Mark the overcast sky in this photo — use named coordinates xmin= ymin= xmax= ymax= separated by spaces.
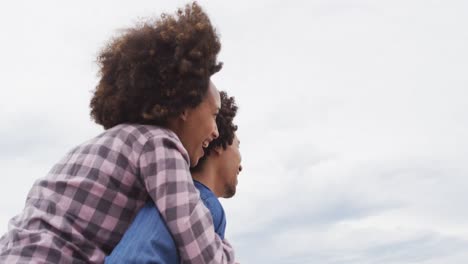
xmin=1 ymin=0 xmax=467 ymax=263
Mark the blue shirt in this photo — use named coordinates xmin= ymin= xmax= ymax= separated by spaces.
xmin=105 ymin=180 xmax=226 ymax=263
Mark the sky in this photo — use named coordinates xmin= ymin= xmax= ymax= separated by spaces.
xmin=0 ymin=0 xmax=467 ymax=263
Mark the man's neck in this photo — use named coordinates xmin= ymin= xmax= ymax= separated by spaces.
xmin=192 ymin=163 xmax=222 ymax=198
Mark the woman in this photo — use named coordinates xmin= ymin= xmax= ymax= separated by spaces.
xmin=0 ymin=3 xmax=236 ymax=263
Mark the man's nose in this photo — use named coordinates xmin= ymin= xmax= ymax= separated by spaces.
xmin=212 ymin=124 xmax=219 ymax=139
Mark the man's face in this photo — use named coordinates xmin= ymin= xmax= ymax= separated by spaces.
xmin=179 ymin=81 xmax=220 ymax=167
xmin=217 ymin=135 xmax=242 ymax=198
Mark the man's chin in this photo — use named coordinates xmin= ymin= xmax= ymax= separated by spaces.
xmin=223 ymin=187 xmax=236 ymax=198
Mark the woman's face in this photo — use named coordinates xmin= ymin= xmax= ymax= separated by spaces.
xmin=177 ymin=81 xmax=220 ymax=167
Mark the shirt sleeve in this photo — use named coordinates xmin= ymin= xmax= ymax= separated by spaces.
xmin=138 ymin=135 xmax=236 ymax=264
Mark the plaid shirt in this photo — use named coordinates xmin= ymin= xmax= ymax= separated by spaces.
xmin=0 ymin=124 xmax=236 ymax=263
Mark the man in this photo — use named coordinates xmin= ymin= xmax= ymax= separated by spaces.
xmin=0 ymin=3 xmax=236 ymax=263
xmin=105 ymin=91 xmax=242 ymax=263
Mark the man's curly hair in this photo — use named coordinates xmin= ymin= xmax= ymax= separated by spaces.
xmin=90 ymin=2 xmax=222 ymax=129
xmin=191 ymin=91 xmax=238 ymax=172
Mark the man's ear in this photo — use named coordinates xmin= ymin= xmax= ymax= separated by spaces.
xmin=180 ymin=109 xmax=189 ymax=121
xmin=213 ymin=146 xmax=223 ymax=156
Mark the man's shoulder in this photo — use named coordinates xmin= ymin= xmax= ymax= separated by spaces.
xmin=194 ymin=181 xmax=218 ymax=202
xmin=193 ymin=181 xmax=225 ymax=220
xmin=193 ymin=181 xmax=227 ymax=239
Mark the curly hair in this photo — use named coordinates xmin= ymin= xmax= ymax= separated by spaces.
xmin=90 ymin=2 xmax=222 ymax=129
xmin=191 ymin=91 xmax=238 ymax=172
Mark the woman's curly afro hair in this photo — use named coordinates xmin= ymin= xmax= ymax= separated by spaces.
xmin=90 ymin=2 xmax=222 ymax=129
xmin=191 ymin=91 xmax=238 ymax=172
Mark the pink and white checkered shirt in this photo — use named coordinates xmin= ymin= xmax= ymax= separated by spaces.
xmin=0 ymin=124 xmax=235 ymax=263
